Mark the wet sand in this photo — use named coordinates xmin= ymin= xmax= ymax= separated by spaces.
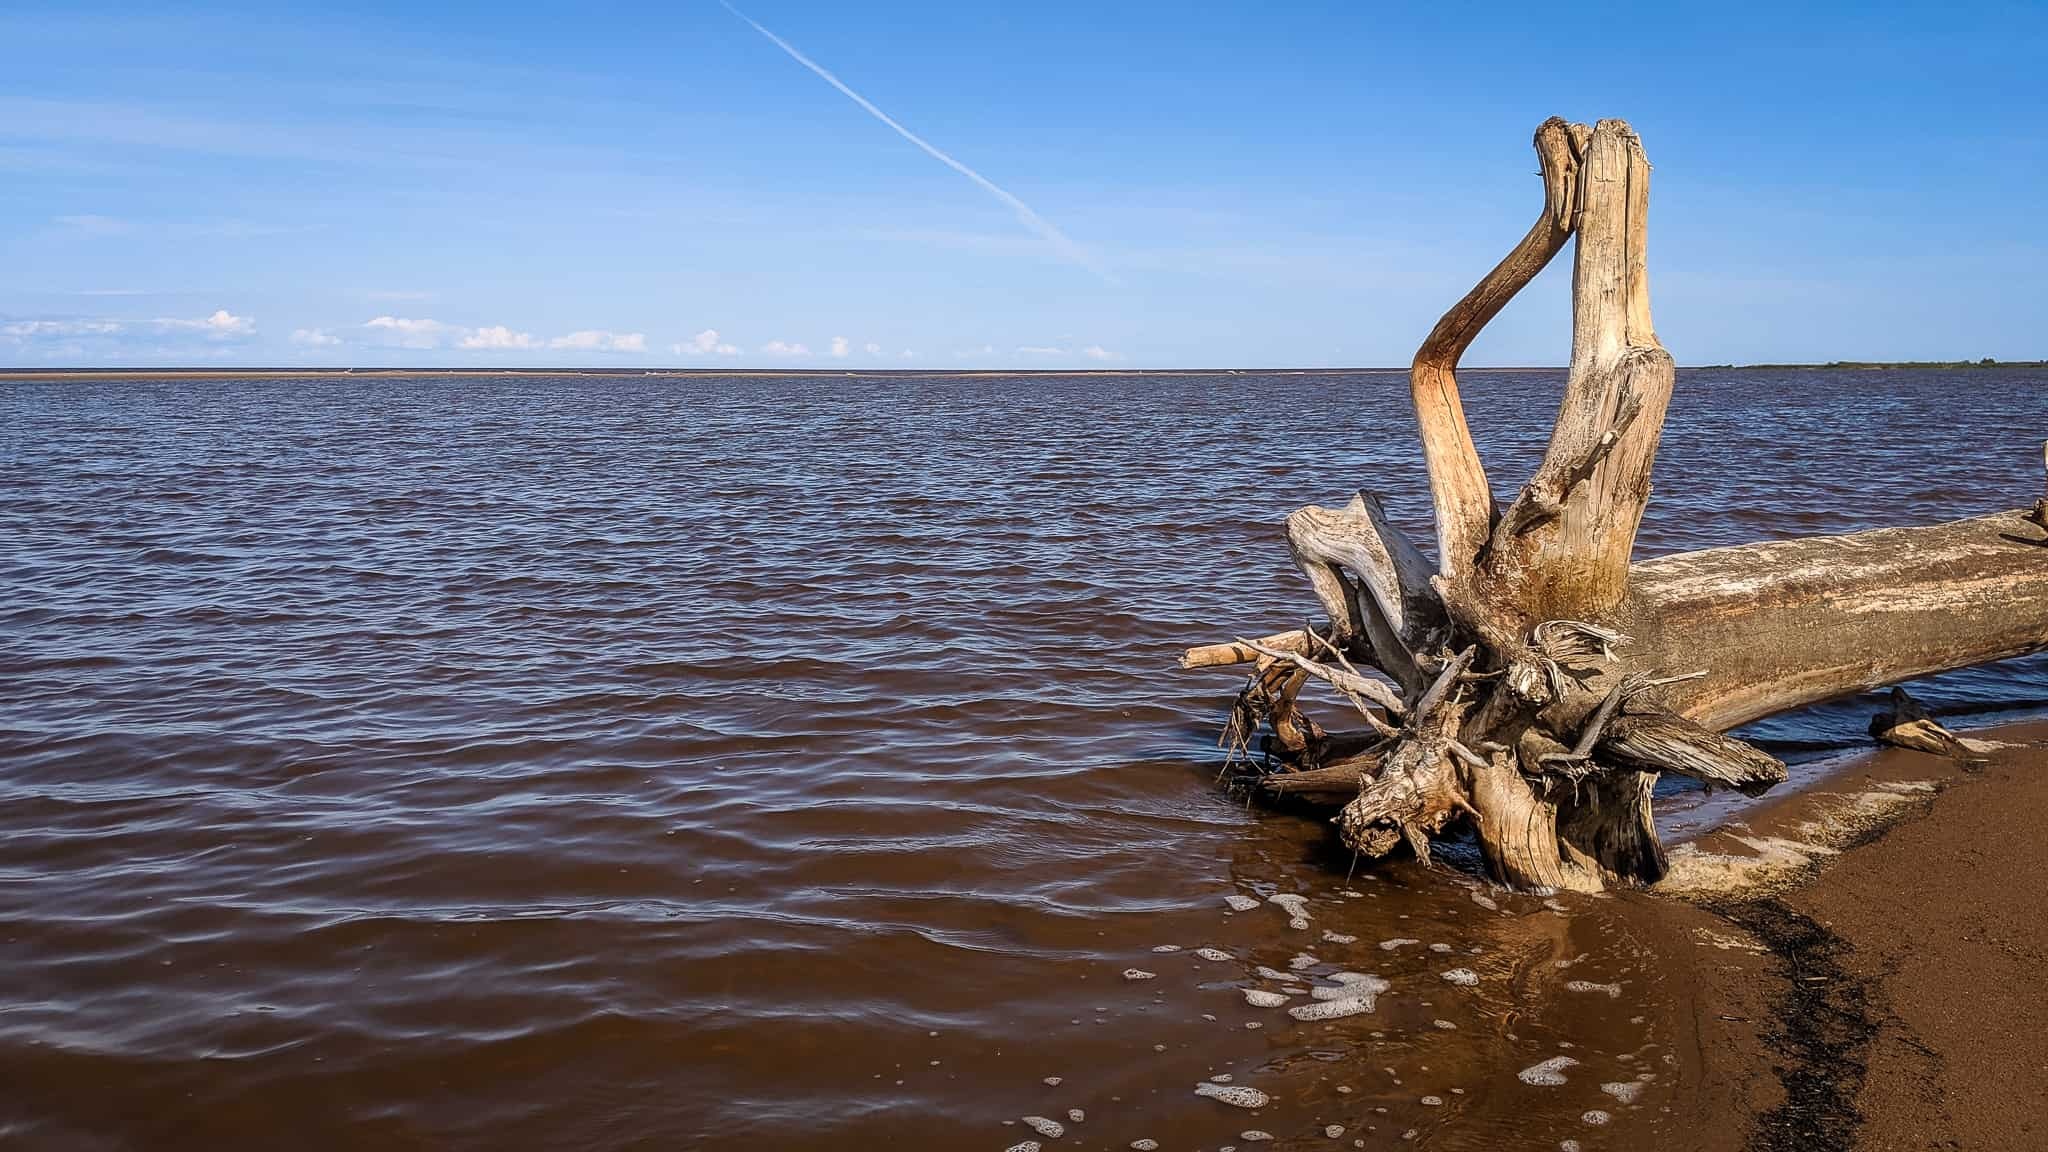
xmin=1665 ymin=720 xmax=2048 ymax=1151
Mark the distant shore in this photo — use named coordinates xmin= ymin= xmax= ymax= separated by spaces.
xmin=1691 ymin=359 xmax=2045 ymax=371
xmin=4 ymin=361 xmax=2041 ymax=382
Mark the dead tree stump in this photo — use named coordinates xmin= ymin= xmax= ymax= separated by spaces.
xmin=1183 ymin=118 xmax=2048 ymax=892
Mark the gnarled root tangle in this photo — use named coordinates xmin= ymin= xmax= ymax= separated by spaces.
xmin=1180 ymin=119 xmax=2048 ymax=892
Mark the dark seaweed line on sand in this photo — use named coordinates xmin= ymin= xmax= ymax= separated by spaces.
xmin=1700 ymin=799 xmax=1941 ymax=1152
xmin=1715 ymin=897 xmax=1877 ymax=1152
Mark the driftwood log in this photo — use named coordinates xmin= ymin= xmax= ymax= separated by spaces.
xmin=1867 ymin=687 xmax=2008 ymax=764
xmin=1184 ymin=118 xmax=2048 ymax=893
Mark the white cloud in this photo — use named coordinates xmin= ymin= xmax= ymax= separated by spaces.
xmin=550 ymin=329 xmax=646 ymax=353
xmin=356 ymin=318 xmax=650 ymax=354
xmin=674 ymin=328 xmax=740 ymax=357
xmin=202 ymin=308 xmax=252 ymax=335
xmin=291 ymin=327 xmax=341 ymax=346
xmin=829 ymin=335 xmax=850 ymax=358
xmin=1082 ymin=345 xmax=1118 ymax=361
xmin=4 ymin=310 xmax=256 ymax=345
xmin=760 ymin=340 xmax=810 ymax=357
xmin=864 ymin=342 xmax=881 ymax=355
xmin=1015 ymin=345 xmax=1066 ymax=356
xmin=2 ymin=318 xmax=123 ymax=339
xmin=364 ymin=315 xmax=452 ymax=348
xmin=461 ymin=324 xmax=540 ymax=350
xmin=154 ymin=309 xmax=254 ymax=337
xmin=900 ymin=349 xmax=916 ymax=359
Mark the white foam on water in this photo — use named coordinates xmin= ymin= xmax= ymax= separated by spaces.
xmin=1600 ymin=1081 xmax=1643 ymax=1105
xmin=1151 ymin=944 xmax=1182 ymax=953
xmin=1378 ymin=937 xmax=1421 ymax=950
xmin=1440 ymin=968 xmax=1479 ymax=986
xmin=1420 ymin=1096 xmax=1442 ymax=1106
xmin=1433 ymin=1019 xmax=1457 ymax=1030
xmin=1311 ymin=973 xmax=1390 ymax=1000
xmin=1581 ymin=1110 xmax=1611 ymax=1126
xmin=1289 ymin=917 xmax=1311 ymax=930
xmin=1269 ymin=893 xmax=1310 ymax=918
xmin=1123 ymin=969 xmax=1156 ymax=981
xmin=1322 ymin=931 xmax=1357 ymax=944
xmin=1288 ymin=953 xmax=1321 ymax=970
xmin=1193 ymin=1082 xmax=1270 ymax=1108
xmin=1226 ymin=894 xmax=1262 ymax=912
xmin=1130 ymin=1141 xmax=1159 ymax=1151
xmin=1543 ymin=899 xmax=1568 ymax=912
xmin=1470 ymin=891 xmax=1499 ymax=911
xmin=1428 ymin=942 xmax=1452 ymax=952
xmin=1241 ymin=1132 xmax=1274 ymax=1142
xmin=1042 ymin=1076 xmax=1062 ymax=1086
xmin=1516 ymin=1056 xmax=1579 ymax=1086
xmin=1566 ymin=980 xmax=1622 ymax=998
xmin=1289 ymin=994 xmax=1375 ymax=1020
xmin=1004 ymin=1143 xmax=1040 ymax=1152
xmin=1210 ymin=1073 xmax=1233 ymax=1082
xmin=1660 ymin=834 xmax=1839 ymax=896
xmin=1196 ymin=948 xmax=1233 ymax=961
xmin=1325 ymin=1124 xmax=1346 ymax=1137
xmin=1021 ymin=1116 xmax=1064 ymax=1138
xmin=1066 ymin=1108 xmax=1084 ymax=1122
xmin=1560 ymin=1142 xmax=1582 ymax=1152
xmin=1256 ymin=965 xmax=1294 ymax=981
xmin=1242 ymin=988 xmax=1290 ymax=1008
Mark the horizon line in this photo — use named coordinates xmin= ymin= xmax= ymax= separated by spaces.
xmin=4 ymin=360 xmax=2043 ymax=381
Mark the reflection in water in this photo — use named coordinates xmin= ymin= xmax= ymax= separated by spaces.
xmin=1 ymin=368 xmax=2044 ymax=1149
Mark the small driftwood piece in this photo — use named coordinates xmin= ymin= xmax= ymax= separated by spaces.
xmin=1868 ymin=687 xmax=2003 ymax=764
xmin=1180 ymin=118 xmax=2048 ymax=892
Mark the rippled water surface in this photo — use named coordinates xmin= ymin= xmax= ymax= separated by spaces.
xmin=3 ymin=368 xmax=2045 ymax=1150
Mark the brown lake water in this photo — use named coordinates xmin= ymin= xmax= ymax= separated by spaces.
xmin=3 ymin=368 xmax=2045 ymax=1150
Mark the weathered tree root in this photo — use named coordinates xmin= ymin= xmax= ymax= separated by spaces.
xmin=1182 ymin=118 xmax=2048 ymax=892
xmin=1868 ymin=687 xmax=2003 ymax=765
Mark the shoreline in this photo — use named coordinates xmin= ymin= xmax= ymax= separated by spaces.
xmin=1656 ymin=716 xmax=2048 ymax=1150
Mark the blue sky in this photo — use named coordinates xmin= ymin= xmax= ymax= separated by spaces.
xmin=1 ymin=1 xmax=2042 ymax=368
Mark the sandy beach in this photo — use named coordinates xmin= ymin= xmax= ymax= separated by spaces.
xmin=1657 ymin=719 xmax=2048 ymax=1150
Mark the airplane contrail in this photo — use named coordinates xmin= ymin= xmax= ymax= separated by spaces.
xmin=720 ymin=1 xmax=1112 ymax=281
